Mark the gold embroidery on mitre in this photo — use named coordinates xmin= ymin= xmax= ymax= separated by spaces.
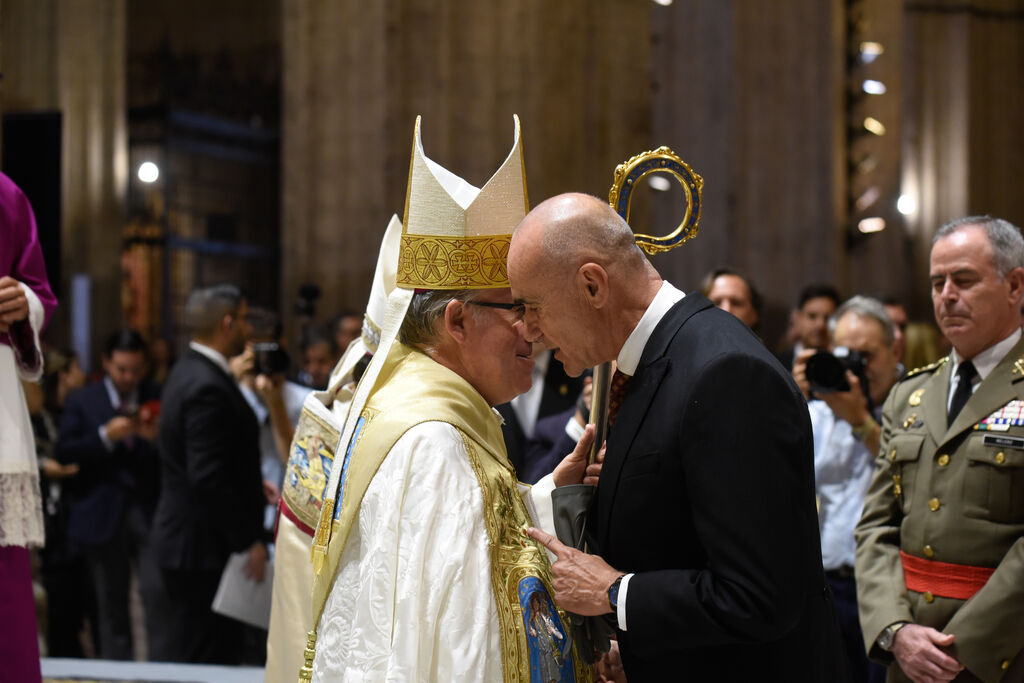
xmin=397 ymin=234 xmax=512 ymax=289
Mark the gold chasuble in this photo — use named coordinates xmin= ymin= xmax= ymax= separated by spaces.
xmin=304 ymin=342 xmax=589 ymax=682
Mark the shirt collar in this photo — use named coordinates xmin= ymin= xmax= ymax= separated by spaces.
xmin=615 ymin=281 xmax=685 ymax=376
xmin=103 ymin=375 xmax=138 ymax=412
xmin=189 ymin=341 xmax=232 ymax=377
xmin=950 ymin=327 xmax=1022 ymax=383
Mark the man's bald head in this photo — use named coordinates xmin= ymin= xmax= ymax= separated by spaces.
xmin=508 ymin=192 xmax=662 ymax=375
xmin=512 ymin=193 xmax=647 ymax=281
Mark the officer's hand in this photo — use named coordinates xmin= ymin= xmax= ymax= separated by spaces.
xmin=791 ymin=348 xmax=816 ymax=399
xmin=229 ymin=347 xmax=254 ymax=381
xmin=552 ymin=424 xmax=604 ymax=487
xmin=596 ymin=639 xmax=628 ymax=683
xmin=892 ymin=624 xmax=963 ymax=683
xmin=821 ymin=371 xmax=871 ymax=427
xmin=526 ymin=526 xmax=622 ymax=616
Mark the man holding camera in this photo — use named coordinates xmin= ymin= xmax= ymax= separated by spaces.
xmin=793 ymin=295 xmax=898 ymax=682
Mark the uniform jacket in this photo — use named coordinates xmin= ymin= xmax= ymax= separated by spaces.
xmin=589 ymin=293 xmax=844 ymax=682
xmin=855 ymin=336 xmax=1024 ymax=682
xmin=151 ymin=349 xmax=265 ymax=572
xmin=56 ymin=379 xmax=161 ymax=545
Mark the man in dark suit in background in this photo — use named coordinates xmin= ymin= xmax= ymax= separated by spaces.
xmin=151 ymin=284 xmax=268 ymax=664
xmin=56 ymin=328 xmax=163 ymax=660
xmin=509 ymin=193 xmax=842 ymax=682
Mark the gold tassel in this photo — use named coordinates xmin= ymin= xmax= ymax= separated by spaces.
xmin=298 ymin=630 xmax=317 ymax=681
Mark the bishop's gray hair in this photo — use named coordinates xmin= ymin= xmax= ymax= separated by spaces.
xmin=185 ymin=284 xmax=243 ymax=338
xmin=398 ymin=288 xmax=484 ymax=349
xmin=829 ymin=295 xmax=895 ymax=347
xmin=934 ymin=215 xmax=1024 ymax=278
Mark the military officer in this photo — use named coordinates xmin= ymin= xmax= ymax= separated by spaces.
xmin=855 ymin=215 xmax=1024 ymax=683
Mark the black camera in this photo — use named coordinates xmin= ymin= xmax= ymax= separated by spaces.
xmin=252 ymin=342 xmax=290 ymax=376
xmin=805 ymin=347 xmax=870 ymax=398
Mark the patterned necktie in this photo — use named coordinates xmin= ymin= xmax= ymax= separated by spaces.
xmin=607 ymin=370 xmax=631 ymax=428
xmin=948 ymin=360 xmax=977 ymax=427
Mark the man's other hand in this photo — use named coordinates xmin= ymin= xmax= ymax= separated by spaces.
xmin=105 ymin=415 xmax=137 ymax=442
xmin=243 ymin=541 xmax=269 ymax=583
xmin=526 ymin=526 xmax=622 ymax=616
xmin=892 ymin=624 xmax=964 ymax=683
xmin=820 ymin=370 xmax=871 ymax=428
xmin=552 ymin=424 xmax=604 ymax=487
xmin=791 ymin=347 xmax=816 ymax=399
xmin=0 ymin=276 xmax=29 ymax=332
xmin=596 ymin=639 xmax=628 ymax=683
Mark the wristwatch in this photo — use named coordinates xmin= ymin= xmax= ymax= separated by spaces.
xmin=607 ymin=575 xmax=624 ymax=612
xmin=877 ymin=622 xmax=907 ymax=651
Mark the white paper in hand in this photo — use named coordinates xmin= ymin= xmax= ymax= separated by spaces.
xmin=211 ymin=551 xmax=274 ymax=629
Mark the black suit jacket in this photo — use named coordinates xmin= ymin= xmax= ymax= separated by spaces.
xmin=56 ymin=379 xmax=161 ymax=545
xmin=497 ymin=352 xmax=582 ymax=474
xmin=590 ymin=294 xmax=843 ymax=682
xmin=151 ymin=349 xmax=265 ymax=572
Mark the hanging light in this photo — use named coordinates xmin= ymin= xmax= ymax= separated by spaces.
xmin=858 ymin=217 xmax=886 ymax=233
xmin=862 ymin=79 xmax=887 ymax=95
xmin=897 ymin=194 xmax=917 ymax=216
xmin=138 ymin=161 xmax=160 ymax=183
xmin=863 ymin=117 xmax=886 ymax=136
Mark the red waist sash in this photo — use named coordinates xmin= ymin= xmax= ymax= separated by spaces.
xmin=901 ymin=550 xmax=995 ymax=601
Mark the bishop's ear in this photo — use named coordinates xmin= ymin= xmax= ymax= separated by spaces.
xmin=442 ymin=298 xmax=469 ymax=342
xmin=577 ymin=263 xmax=609 ymax=309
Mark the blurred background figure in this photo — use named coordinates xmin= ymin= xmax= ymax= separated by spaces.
xmin=777 ymin=283 xmax=840 ymax=369
xmin=329 ymin=309 xmax=363 ymax=354
xmin=233 ymin=306 xmax=311 ymax=531
xmin=151 ymin=284 xmax=268 ymax=665
xmin=55 ymin=328 xmax=164 ymax=661
xmin=700 ymin=266 xmax=762 ymax=332
xmin=298 ymin=325 xmax=339 ymax=390
xmin=29 ymin=349 xmax=96 ymax=658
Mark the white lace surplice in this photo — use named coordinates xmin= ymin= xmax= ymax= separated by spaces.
xmin=312 ymin=421 xmax=503 ymax=682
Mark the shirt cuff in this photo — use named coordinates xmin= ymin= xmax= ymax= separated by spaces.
xmin=98 ymin=425 xmax=115 ymax=451
xmin=564 ymin=416 xmax=586 ymax=442
xmin=617 ymin=573 xmax=634 ymax=631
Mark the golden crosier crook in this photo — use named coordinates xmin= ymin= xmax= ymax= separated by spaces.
xmin=587 ymin=146 xmax=704 ymax=463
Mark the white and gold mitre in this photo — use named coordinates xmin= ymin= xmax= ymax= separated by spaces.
xmin=361 ymin=213 xmax=401 ymax=353
xmin=397 ymin=115 xmax=529 ymax=290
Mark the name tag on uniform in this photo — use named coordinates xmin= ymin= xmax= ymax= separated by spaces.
xmin=982 ymin=434 xmax=1024 ymax=450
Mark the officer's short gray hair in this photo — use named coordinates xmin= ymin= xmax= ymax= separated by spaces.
xmin=829 ymin=295 xmax=895 ymax=348
xmin=934 ymin=215 xmax=1024 ymax=278
xmin=186 ymin=284 xmax=243 ymax=338
xmin=398 ymin=288 xmax=484 ymax=349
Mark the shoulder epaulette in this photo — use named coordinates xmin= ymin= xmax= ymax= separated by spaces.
xmin=901 ymin=356 xmax=949 ymax=381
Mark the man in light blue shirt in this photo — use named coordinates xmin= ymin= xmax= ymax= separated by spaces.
xmin=794 ymin=295 xmax=899 ymax=683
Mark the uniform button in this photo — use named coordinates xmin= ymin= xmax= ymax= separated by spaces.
xmin=924 ymin=545 xmax=934 ymax=558
xmin=1002 ymin=660 xmax=1010 ymax=670
xmin=996 ymin=451 xmax=1006 ymax=464
xmin=937 ymin=454 xmax=950 ymax=467
xmin=923 ymin=591 xmax=934 ymax=603
xmin=929 ymin=498 xmax=941 ymax=511
xmin=890 ymin=449 xmax=897 ymax=460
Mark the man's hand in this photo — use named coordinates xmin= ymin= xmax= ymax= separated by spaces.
xmin=40 ymin=457 xmax=79 ymax=480
xmin=596 ymin=639 xmax=628 ymax=683
xmin=552 ymin=424 xmax=604 ymax=488
xmin=820 ymin=370 xmax=871 ymax=427
xmin=105 ymin=416 xmax=138 ymax=442
xmin=262 ymin=479 xmax=281 ymax=505
xmin=791 ymin=347 xmax=816 ymax=399
xmin=243 ymin=541 xmax=269 ymax=583
xmin=573 ymin=376 xmax=594 ymax=428
xmin=526 ymin=526 xmax=622 ymax=616
xmin=0 ymin=276 xmax=29 ymax=332
xmin=229 ymin=347 xmax=254 ymax=381
xmin=892 ymin=624 xmax=963 ymax=683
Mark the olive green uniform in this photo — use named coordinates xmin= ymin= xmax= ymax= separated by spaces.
xmin=855 ymin=336 xmax=1024 ymax=682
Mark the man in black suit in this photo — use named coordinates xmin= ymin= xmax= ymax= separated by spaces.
xmin=56 ymin=328 xmax=162 ymax=660
xmin=151 ymin=284 xmax=268 ymax=664
xmin=508 ymin=193 xmax=841 ymax=681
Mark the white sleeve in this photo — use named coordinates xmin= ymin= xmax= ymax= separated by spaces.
xmin=13 ymin=283 xmax=44 ymax=382
xmin=313 ymin=422 xmax=502 ymax=683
